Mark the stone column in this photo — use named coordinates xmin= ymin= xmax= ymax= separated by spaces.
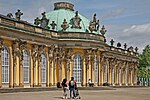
xmin=84 ymin=49 xmax=90 ymax=86
xmin=30 ymin=49 xmax=34 ymax=87
xmin=66 ymin=60 xmax=70 ymax=82
xmin=65 ymin=48 xmax=72 ymax=82
xmin=106 ymin=59 xmax=110 ymax=84
xmin=114 ymin=64 xmax=117 ymax=85
xmin=0 ymin=39 xmax=3 ymax=88
xmin=31 ymin=45 xmax=38 ymax=87
xmin=38 ymin=45 xmax=45 ymax=86
xmin=59 ymin=48 xmax=65 ymax=82
xmin=38 ymin=56 xmax=42 ymax=86
xmin=53 ymin=58 xmax=57 ymax=85
xmin=125 ymin=64 xmax=128 ymax=86
xmin=109 ymin=67 xmax=112 ymax=84
xmin=128 ymin=63 xmax=132 ymax=85
xmin=100 ymin=56 xmax=106 ymax=85
xmin=12 ymin=39 xmax=21 ymax=87
xmin=53 ymin=46 xmax=60 ymax=85
xmin=58 ymin=58 xmax=62 ymax=82
xmin=83 ymin=57 xmax=86 ymax=86
xmin=9 ymin=46 xmax=14 ymax=88
xmin=119 ymin=67 xmax=122 ymax=86
xmin=91 ymin=54 xmax=95 ymax=84
xmin=110 ymin=58 xmax=117 ymax=86
xmin=48 ymin=46 xmax=54 ymax=86
xmin=49 ymin=57 xmax=53 ymax=86
xmin=133 ymin=63 xmax=138 ymax=85
xmin=19 ymin=42 xmax=26 ymax=87
xmin=121 ymin=62 xmax=126 ymax=85
xmin=46 ymin=52 xmax=50 ymax=87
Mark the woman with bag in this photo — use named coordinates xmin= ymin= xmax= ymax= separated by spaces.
xmin=62 ymin=78 xmax=68 ymax=99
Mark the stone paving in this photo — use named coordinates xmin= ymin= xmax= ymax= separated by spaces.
xmin=0 ymin=87 xmax=149 ymax=100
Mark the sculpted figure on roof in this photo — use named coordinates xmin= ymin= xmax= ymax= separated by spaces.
xmin=70 ymin=11 xmax=82 ymax=29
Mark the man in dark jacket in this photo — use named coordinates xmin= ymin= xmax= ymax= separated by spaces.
xmin=69 ymin=77 xmax=76 ymax=99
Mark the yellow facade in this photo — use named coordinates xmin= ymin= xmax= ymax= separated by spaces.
xmin=0 ymin=2 xmax=139 ymax=88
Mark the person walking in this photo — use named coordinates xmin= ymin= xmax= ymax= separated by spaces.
xmin=69 ymin=77 xmax=76 ymax=99
xmin=62 ymin=78 xmax=68 ymax=99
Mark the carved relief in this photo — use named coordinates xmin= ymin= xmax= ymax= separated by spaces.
xmin=0 ymin=38 xmax=4 ymax=51
xmin=38 ymin=45 xmax=45 ymax=67
xmin=31 ymin=44 xmax=38 ymax=67
xmin=66 ymin=48 xmax=72 ymax=71
xmin=48 ymin=45 xmax=55 ymax=66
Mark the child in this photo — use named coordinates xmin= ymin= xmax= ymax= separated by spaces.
xmin=75 ymin=88 xmax=81 ymax=99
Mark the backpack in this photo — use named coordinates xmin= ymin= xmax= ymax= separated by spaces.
xmin=70 ymin=80 xmax=75 ymax=86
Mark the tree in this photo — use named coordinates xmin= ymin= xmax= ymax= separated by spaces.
xmin=138 ymin=45 xmax=150 ymax=78
xmin=139 ymin=45 xmax=150 ymax=68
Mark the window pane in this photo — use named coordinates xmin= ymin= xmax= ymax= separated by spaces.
xmin=73 ymin=54 xmax=82 ymax=83
xmin=41 ymin=54 xmax=46 ymax=83
xmin=2 ymin=47 xmax=9 ymax=83
xmin=23 ymin=51 xmax=30 ymax=83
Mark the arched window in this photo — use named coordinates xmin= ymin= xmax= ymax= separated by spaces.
xmin=2 ymin=47 xmax=9 ymax=83
xmin=41 ymin=54 xmax=46 ymax=83
xmin=73 ymin=54 xmax=82 ymax=83
xmin=23 ymin=50 xmax=30 ymax=83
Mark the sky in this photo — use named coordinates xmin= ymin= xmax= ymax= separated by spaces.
xmin=0 ymin=0 xmax=150 ymax=53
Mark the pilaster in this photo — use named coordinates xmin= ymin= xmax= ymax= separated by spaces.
xmin=0 ymin=38 xmax=3 ymax=88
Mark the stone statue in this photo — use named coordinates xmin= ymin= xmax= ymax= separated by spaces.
xmin=61 ymin=19 xmax=69 ymax=31
xmin=110 ymin=39 xmax=114 ymax=46
xmin=93 ymin=13 xmax=97 ymax=22
xmin=7 ymin=13 xmax=13 ymax=18
xmin=96 ymin=19 xmax=100 ymax=31
xmin=15 ymin=9 xmax=23 ymax=21
xmin=40 ymin=12 xmax=49 ymax=29
xmin=89 ymin=13 xmax=100 ymax=33
xmin=124 ymin=43 xmax=127 ymax=50
xmin=70 ymin=11 xmax=82 ymax=29
xmin=128 ymin=46 xmax=134 ymax=52
xmin=135 ymin=47 xmax=138 ymax=53
xmin=100 ymin=25 xmax=107 ymax=36
xmin=34 ymin=17 xmax=41 ymax=26
xmin=117 ymin=42 xmax=121 ymax=48
xmin=89 ymin=21 xmax=96 ymax=32
xmin=50 ymin=21 xmax=57 ymax=30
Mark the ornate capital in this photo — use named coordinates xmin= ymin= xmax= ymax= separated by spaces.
xmin=0 ymin=38 xmax=4 ymax=51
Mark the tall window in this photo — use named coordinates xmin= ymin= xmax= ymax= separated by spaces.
xmin=73 ymin=54 xmax=82 ymax=83
xmin=23 ymin=50 xmax=30 ymax=83
xmin=41 ymin=54 xmax=46 ymax=83
xmin=2 ymin=47 xmax=9 ymax=83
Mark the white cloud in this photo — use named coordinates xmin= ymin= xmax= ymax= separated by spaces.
xmin=101 ymin=8 xmax=125 ymax=20
xmin=105 ymin=23 xmax=150 ymax=53
xmin=123 ymin=23 xmax=150 ymax=35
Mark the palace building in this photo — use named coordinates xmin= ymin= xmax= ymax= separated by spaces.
xmin=0 ymin=2 xmax=139 ymax=88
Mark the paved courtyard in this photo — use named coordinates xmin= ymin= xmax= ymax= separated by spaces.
xmin=0 ymin=87 xmax=149 ymax=100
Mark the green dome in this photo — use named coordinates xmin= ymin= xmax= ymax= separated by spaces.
xmin=45 ymin=2 xmax=100 ymax=34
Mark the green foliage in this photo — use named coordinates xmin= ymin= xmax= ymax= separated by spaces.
xmin=138 ymin=68 xmax=150 ymax=78
xmin=139 ymin=45 xmax=150 ymax=68
xmin=138 ymin=45 xmax=150 ymax=78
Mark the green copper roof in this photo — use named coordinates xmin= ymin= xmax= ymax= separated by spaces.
xmin=46 ymin=9 xmax=100 ymax=34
